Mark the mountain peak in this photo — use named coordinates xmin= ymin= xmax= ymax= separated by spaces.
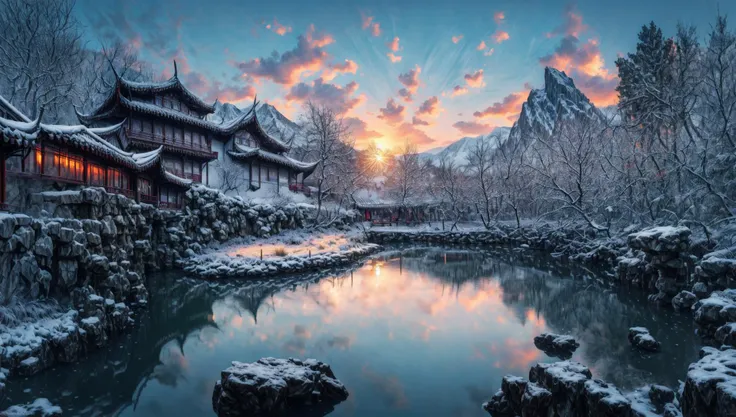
xmin=507 ymin=67 xmax=602 ymax=144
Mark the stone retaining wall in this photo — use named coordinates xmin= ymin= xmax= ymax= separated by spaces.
xmin=0 ymin=185 xmax=324 ymax=378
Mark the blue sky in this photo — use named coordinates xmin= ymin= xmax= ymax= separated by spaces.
xmin=76 ymin=0 xmax=733 ymax=150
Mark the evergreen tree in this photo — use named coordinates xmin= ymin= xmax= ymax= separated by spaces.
xmin=615 ymin=22 xmax=676 ymax=128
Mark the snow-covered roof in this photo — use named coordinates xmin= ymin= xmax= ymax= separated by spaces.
xmin=228 ymin=142 xmax=318 ymax=176
xmin=0 ymin=114 xmax=165 ymax=171
xmin=0 ymin=94 xmax=31 ymax=122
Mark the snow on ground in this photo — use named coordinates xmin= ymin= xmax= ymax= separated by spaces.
xmin=0 ymin=310 xmax=78 ymax=362
xmin=199 ymin=227 xmax=366 ymax=261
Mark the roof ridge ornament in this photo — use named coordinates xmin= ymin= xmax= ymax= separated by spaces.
xmin=173 ymin=60 xmax=178 ymax=78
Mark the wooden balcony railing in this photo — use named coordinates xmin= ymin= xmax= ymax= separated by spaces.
xmin=184 ymin=173 xmax=202 ymax=183
xmin=140 ymin=194 xmax=158 ymax=205
xmin=125 ymin=129 xmax=218 ymax=159
xmin=105 ymin=186 xmax=135 ymax=199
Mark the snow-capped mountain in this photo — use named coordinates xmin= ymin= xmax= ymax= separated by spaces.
xmin=508 ymin=67 xmax=604 ymax=143
xmin=420 ymin=127 xmax=511 ymax=167
xmin=210 ymin=101 xmax=307 ymax=149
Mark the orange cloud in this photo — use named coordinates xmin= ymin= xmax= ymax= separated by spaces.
xmin=451 ymin=85 xmax=468 ymax=97
xmin=345 ymin=116 xmax=383 ymax=146
xmin=452 ymin=35 xmax=463 ymax=44
xmin=464 ymin=69 xmax=485 ymax=88
xmin=387 ymin=52 xmax=402 ymax=63
xmin=539 ymin=9 xmax=618 ymax=106
xmin=476 ymin=40 xmax=487 ymax=51
xmin=266 ymin=19 xmax=292 ymax=36
xmin=361 ymin=13 xmax=381 ymax=36
xmin=494 ymin=11 xmax=505 ymax=25
xmin=453 ymin=120 xmax=496 ymax=135
xmin=387 ymin=36 xmax=400 ymax=52
xmin=398 ymin=88 xmax=413 ymax=102
xmin=493 ymin=30 xmax=510 ymax=43
xmin=322 ymin=59 xmax=358 ymax=81
xmin=235 ymin=25 xmax=333 ymax=87
xmin=473 ymin=91 xmax=527 ymax=120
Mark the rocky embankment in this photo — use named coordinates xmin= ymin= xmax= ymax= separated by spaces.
xmin=182 ymin=243 xmax=381 ymax=279
xmin=0 ymin=185 xmax=342 ymax=379
xmin=481 ymin=353 xmax=736 ymax=417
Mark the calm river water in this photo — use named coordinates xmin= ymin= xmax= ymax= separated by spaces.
xmin=4 ymin=246 xmax=700 ymax=417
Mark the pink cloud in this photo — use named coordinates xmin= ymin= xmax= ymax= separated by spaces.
xmin=266 ymin=19 xmax=292 ymax=36
xmin=387 ymin=52 xmax=402 ymax=63
xmin=451 ymin=85 xmax=468 ymax=97
xmin=285 ymin=78 xmax=365 ymax=115
xmin=378 ymin=98 xmax=406 ymax=125
xmin=493 ymin=30 xmax=510 ymax=43
xmin=473 ymin=91 xmax=527 ymax=119
xmin=235 ymin=25 xmax=333 ymax=87
xmin=453 ymin=121 xmax=496 ymax=135
xmin=494 ymin=11 xmax=505 ymax=25
xmin=345 ymin=116 xmax=383 ymax=145
xmin=546 ymin=4 xmax=588 ymax=38
xmin=181 ymin=72 xmax=256 ymax=104
xmin=416 ymin=96 xmax=441 ymax=117
xmin=398 ymin=65 xmax=421 ymax=94
xmin=394 ymin=123 xmax=436 ymax=147
xmin=464 ymin=69 xmax=485 ymax=88
xmin=452 ymin=35 xmax=463 ymax=44
xmin=398 ymin=88 xmax=413 ymax=102
xmin=387 ymin=37 xmax=400 ymax=52
xmin=412 ymin=116 xmax=429 ymax=126
xmin=322 ymin=59 xmax=358 ymax=81
xmin=361 ymin=13 xmax=381 ymax=36
xmin=476 ymin=40 xmax=487 ymax=51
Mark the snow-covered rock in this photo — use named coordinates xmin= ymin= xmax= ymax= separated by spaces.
xmin=673 ymin=291 xmax=698 ymax=311
xmin=211 ymin=358 xmax=348 ymax=417
xmin=533 ymin=332 xmax=580 ymax=359
xmin=0 ymin=398 xmax=61 ymax=416
xmin=693 ymin=290 xmax=736 ymax=343
xmin=681 ymin=347 xmax=736 ymax=417
xmin=629 ymin=327 xmax=661 ymax=352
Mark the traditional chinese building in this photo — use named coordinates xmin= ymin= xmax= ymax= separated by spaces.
xmin=77 ymin=62 xmax=317 ymax=198
xmin=0 ymin=94 xmax=192 ymax=212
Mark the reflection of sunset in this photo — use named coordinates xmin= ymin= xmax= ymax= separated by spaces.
xmin=205 ymin=253 xmax=554 ymax=378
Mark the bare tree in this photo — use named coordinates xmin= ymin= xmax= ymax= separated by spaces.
xmin=435 ymin=154 xmax=468 ymax=230
xmin=76 ymin=40 xmax=154 ymax=114
xmin=466 ymin=138 xmax=496 ymax=228
xmin=385 ymin=141 xmax=425 ymax=208
xmin=301 ymin=101 xmax=356 ymax=226
xmin=0 ymin=0 xmax=83 ymax=121
xmin=215 ymin=159 xmax=249 ymax=195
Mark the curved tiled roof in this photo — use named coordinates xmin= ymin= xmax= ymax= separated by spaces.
xmin=228 ymin=143 xmax=318 ymax=177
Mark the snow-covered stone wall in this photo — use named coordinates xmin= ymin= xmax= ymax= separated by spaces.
xmin=0 ymin=185 xmax=323 ymax=378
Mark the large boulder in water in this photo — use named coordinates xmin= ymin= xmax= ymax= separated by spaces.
xmin=628 ymin=327 xmax=661 ymax=352
xmin=681 ymin=347 xmax=736 ymax=417
xmin=533 ymin=333 xmax=580 ymax=359
xmin=211 ymin=357 xmax=348 ymax=417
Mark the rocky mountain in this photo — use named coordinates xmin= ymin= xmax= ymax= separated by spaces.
xmin=508 ymin=67 xmax=604 ymax=143
xmin=419 ymin=127 xmax=511 ymax=167
xmin=210 ymin=101 xmax=307 ymax=149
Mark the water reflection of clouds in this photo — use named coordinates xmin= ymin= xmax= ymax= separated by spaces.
xmin=361 ymin=365 xmax=409 ymax=409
